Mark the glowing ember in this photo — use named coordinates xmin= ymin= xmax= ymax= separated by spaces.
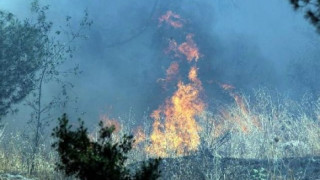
xmin=147 ymin=67 xmax=205 ymax=157
xmin=159 ymin=11 xmax=184 ymax=28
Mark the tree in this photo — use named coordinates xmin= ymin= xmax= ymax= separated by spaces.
xmin=1 ymin=0 xmax=93 ymax=174
xmin=288 ymin=0 xmax=320 ymax=95
xmin=0 ymin=10 xmax=46 ymax=119
xmin=13 ymin=1 xmax=93 ymax=175
xmin=289 ymin=0 xmax=320 ymax=32
xmin=52 ymin=114 xmax=161 ymax=180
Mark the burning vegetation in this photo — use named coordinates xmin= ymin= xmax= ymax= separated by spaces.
xmin=219 ymin=83 xmax=261 ymax=134
xmin=125 ymin=10 xmax=265 ymax=158
xmin=146 ymin=67 xmax=205 ymax=157
xmin=2 ymin=1 xmax=320 ymax=179
xmin=166 ymin=34 xmax=201 ymax=62
xmin=89 ymin=11 xmax=319 ymax=163
xmin=145 ymin=11 xmax=206 ymax=157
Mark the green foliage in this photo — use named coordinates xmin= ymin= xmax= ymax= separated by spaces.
xmin=0 ymin=10 xmax=47 ymax=118
xmin=52 ymin=114 xmax=161 ymax=180
xmin=289 ymin=0 xmax=320 ymax=32
xmin=0 ymin=1 xmax=92 ymax=121
xmin=134 ymin=158 xmax=161 ymax=180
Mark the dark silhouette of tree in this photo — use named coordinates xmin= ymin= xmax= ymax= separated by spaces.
xmin=290 ymin=0 xmax=320 ymax=32
xmin=52 ymin=114 xmax=161 ymax=180
xmin=288 ymin=0 xmax=320 ymax=96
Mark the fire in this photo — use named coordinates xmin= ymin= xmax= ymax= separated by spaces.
xmin=133 ymin=126 xmax=146 ymax=147
xmin=100 ymin=115 xmax=121 ymax=133
xmin=219 ymin=83 xmax=249 ymax=116
xmin=188 ymin=66 xmax=199 ymax=83
xmin=166 ymin=61 xmax=179 ymax=77
xmin=159 ymin=11 xmax=184 ymax=28
xmin=220 ymin=109 xmax=250 ymax=134
xmin=147 ymin=67 xmax=205 ymax=157
xmin=178 ymin=34 xmax=201 ymax=62
xmin=157 ymin=62 xmax=179 ymax=89
xmin=147 ymin=11 xmax=205 ymax=157
xmin=166 ymin=34 xmax=201 ymax=62
xmin=88 ymin=115 xmax=121 ymax=142
xmin=165 ymin=38 xmax=179 ymax=59
xmin=230 ymin=92 xmax=249 ymax=116
xmin=219 ymin=83 xmax=261 ymax=133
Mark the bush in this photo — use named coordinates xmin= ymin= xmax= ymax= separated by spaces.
xmin=52 ymin=114 xmax=161 ymax=180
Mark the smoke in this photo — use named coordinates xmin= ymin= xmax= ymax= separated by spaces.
xmin=2 ymin=0 xmax=320 ymax=126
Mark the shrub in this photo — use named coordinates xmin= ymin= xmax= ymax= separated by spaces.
xmin=52 ymin=114 xmax=161 ymax=180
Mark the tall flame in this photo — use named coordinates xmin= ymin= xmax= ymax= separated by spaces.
xmin=147 ymin=67 xmax=205 ymax=157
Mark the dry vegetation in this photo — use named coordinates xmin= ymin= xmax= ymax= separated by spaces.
xmin=0 ymin=89 xmax=320 ymax=179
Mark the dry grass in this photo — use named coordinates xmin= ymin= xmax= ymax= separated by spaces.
xmin=0 ymin=89 xmax=319 ymax=179
xmin=198 ymin=89 xmax=320 ymax=160
xmin=130 ymin=89 xmax=320 ymax=179
xmin=0 ymin=131 xmax=71 ymax=179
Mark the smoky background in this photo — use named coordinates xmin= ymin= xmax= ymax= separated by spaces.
xmin=1 ymin=0 xmax=320 ymax=130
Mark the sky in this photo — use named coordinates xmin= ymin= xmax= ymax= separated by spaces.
xmin=1 ymin=0 xmax=320 ymax=128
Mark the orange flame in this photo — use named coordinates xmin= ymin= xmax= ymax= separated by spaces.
xmin=230 ymin=92 xmax=249 ymax=116
xmin=100 ymin=115 xmax=121 ymax=133
xmin=219 ymin=83 xmax=261 ymax=133
xmin=188 ymin=66 xmax=199 ymax=83
xmin=220 ymin=109 xmax=250 ymax=134
xmin=166 ymin=34 xmax=201 ymax=62
xmin=133 ymin=126 xmax=146 ymax=147
xmin=157 ymin=62 xmax=179 ymax=89
xmin=88 ymin=115 xmax=121 ymax=142
xmin=159 ymin=11 xmax=184 ymax=28
xmin=147 ymin=67 xmax=205 ymax=157
xmin=178 ymin=34 xmax=201 ymax=62
xmin=167 ymin=61 xmax=179 ymax=77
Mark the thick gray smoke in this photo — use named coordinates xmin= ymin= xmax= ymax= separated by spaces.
xmin=1 ymin=0 xmax=320 ymax=125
